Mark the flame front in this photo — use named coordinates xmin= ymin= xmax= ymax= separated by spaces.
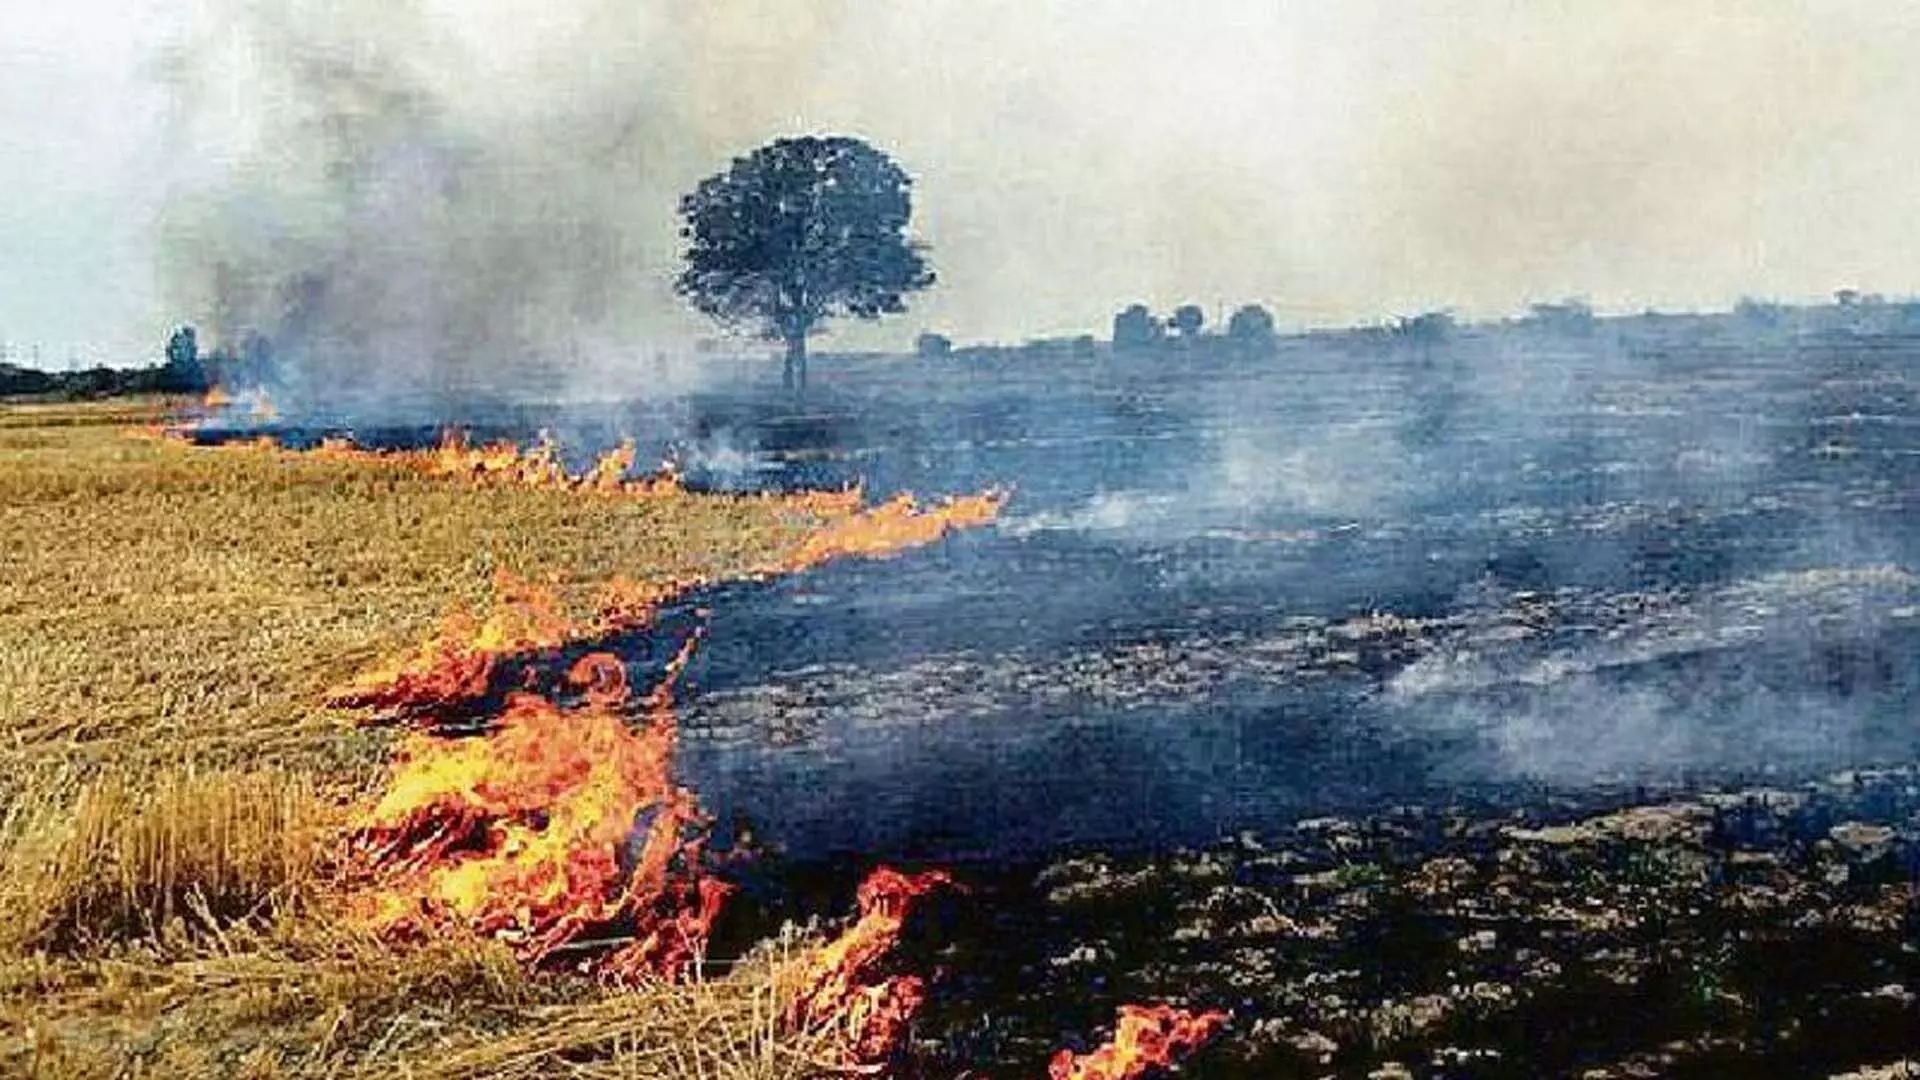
xmin=351 ymin=645 xmax=728 ymax=980
xmin=1047 ymin=1005 xmax=1230 ymax=1080
xmin=327 ymin=571 xmax=585 ymax=720
xmin=422 ymin=430 xmax=684 ymax=497
xmin=785 ymin=491 xmax=1007 ymax=566
xmin=333 ymin=488 xmax=1006 ymax=723
xmin=785 ymin=867 xmax=954 ymax=1070
xmin=195 ymin=385 xmax=277 ymax=423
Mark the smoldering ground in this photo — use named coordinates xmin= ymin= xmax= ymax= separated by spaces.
xmin=636 ymin=320 xmax=1920 ymax=860
xmin=140 ymin=0 xmax=1920 ymax=861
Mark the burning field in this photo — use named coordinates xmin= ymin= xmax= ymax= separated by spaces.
xmin=5 ymin=324 xmax=1920 ymax=1080
xmin=0 ymin=397 xmax=1225 ymax=1080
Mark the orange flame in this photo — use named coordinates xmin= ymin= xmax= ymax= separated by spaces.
xmin=1048 ymin=1005 xmax=1230 ymax=1080
xmin=122 ymin=423 xmax=179 ymax=444
xmin=195 ymin=385 xmax=277 ymax=422
xmin=785 ymin=867 xmax=953 ymax=1070
xmin=126 ymin=424 xmax=934 ymax=531
xmin=247 ymin=389 xmax=279 ymax=423
xmin=332 ymin=489 xmax=1006 ymax=724
xmin=784 ymin=491 xmax=1007 ymax=566
xmin=419 ymin=430 xmax=679 ymax=496
xmin=327 ymin=571 xmax=585 ymax=720
xmin=350 ymin=643 xmax=728 ymax=981
xmin=581 ymin=439 xmax=639 ymax=491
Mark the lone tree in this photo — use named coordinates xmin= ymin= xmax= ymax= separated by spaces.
xmin=162 ymin=325 xmax=208 ymax=392
xmin=676 ymin=135 xmax=935 ymax=392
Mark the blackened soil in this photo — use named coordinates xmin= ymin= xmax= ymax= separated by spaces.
xmin=724 ymin=768 xmax=1918 ymax=1079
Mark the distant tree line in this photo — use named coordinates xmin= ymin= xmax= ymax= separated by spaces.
xmin=0 ymin=362 xmax=180 ymax=399
xmin=1111 ymin=302 xmax=1278 ymax=352
xmin=0 ymin=324 xmax=273 ymax=400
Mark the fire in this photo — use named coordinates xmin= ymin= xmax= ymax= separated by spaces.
xmin=1048 ymin=1005 xmax=1230 ymax=1080
xmin=195 ymin=385 xmax=277 ymax=422
xmin=350 ymin=644 xmax=729 ymax=981
xmin=247 ymin=389 xmax=279 ymax=423
xmin=133 ymin=419 xmax=689 ymax=499
xmin=310 ymin=443 xmax=1012 ymax=1055
xmin=785 ymin=867 xmax=953 ymax=1070
xmin=122 ymin=423 xmax=176 ymax=443
xmin=327 ymin=571 xmax=585 ymax=721
xmin=128 ymin=421 xmax=954 ymax=543
xmin=427 ymin=429 xmax=568 ymax=487
xmin=420 ymin=430 xmax=683 ymax=497
xmin=581 ymin=438 xmax=639 ymax=491
xmin=786 ymin=491 xmax=1008 ymax=566
xmin=333 ymin=489 xmax=1007 ymax=724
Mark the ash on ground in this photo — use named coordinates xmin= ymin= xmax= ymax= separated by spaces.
xmin=895 ymin=767 xmax=1919 ymax=1079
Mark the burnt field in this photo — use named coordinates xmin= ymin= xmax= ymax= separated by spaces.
xmin=471 ymin=323 xmax=1920 ymax=860
xmin=689 ymin=325 xmax=1920 ymax=1078
xmin=185 ymin=317 xmax=1920 ymax=1077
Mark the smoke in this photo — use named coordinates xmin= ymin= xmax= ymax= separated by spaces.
xmin=139 ymin=0 xmax=1920 ymax=409
xmin=154 ymin=0 xmax=857 ymax=416
xmin=13 ymin=2 xmax=1920 ymax=364
xmin=1384 ymin=567 xmax=1920 ymax=782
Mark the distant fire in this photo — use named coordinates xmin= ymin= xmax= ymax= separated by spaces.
xmin=785 ymin=867 xmax=954 ymax=1069
xmin=198 ymin=385 xmax=276 ymax=423
xmin=1048 ymin=1005 xmax=1230 ymax=1080
xmin=423 ymin=430 xmax=683 ymax=496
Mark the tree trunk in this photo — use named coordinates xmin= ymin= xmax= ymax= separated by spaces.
xmin=785 ymin=334 xmax=808 ymax=396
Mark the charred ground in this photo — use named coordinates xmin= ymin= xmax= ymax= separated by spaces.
xmin=6 ymin=305 xmax=1919 ymax=1078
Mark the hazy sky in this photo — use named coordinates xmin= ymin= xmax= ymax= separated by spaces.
xmin=6 ymin=0 xmax=1920 ymax=366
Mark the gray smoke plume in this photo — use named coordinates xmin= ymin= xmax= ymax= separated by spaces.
xmin=155 ymin=0 xmax=853 ymax=416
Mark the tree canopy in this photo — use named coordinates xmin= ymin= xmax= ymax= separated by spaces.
xmin=675 ymin=135 xmax=934 ymax=391
xmin=1112 ymin=304 xmax=1163 ymax=350
xmin=1226 ymin=304 xmax=1277 ymax=350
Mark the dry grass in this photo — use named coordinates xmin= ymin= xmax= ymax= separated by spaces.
xmin=7 ymin=929 xmax=844 ymax=1080
xmin=0 ymin=400 xmax=823 ymax=784
xmin=0 ymin=763 xmax=333 ymax=955
xmin=384 ymin=935 xmax=846 ymax=1080
xmin=0 ymin=399 xmax=859 ymax=1080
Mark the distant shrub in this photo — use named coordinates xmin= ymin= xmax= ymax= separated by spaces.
xmin=915 ymin=331 xmax=953 ymax=359
xmin=1735 ymin=298 xmax=1785 ymax=328
xmin=1525 ymin=299 xmax=1594 ymax=336
xmin=1226 ymin=304 xmax=1278 ymax=351
xmin=1169 ymin=304 xmax=1205 ymax=339
xmin=1112 ymin=304 xmax=1163 ymax=350
xmin=1393 ymin=310 xmax=1454 ymax=343
xmin=0 ymin=363 xmax=58 ymax=396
